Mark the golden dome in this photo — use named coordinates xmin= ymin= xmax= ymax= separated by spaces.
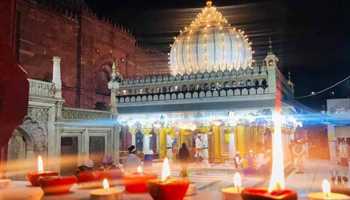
xmin=169 ymin=1 xmax=254 ymax=75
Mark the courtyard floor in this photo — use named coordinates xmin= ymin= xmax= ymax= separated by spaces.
xmin=2 ymin=159 xmax=347 ymax=200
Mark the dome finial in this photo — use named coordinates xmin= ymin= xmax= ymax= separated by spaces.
xmin=206 ymin=1 xmax=213 ymax=7
xmin=268 ymin=36 xmax=273 ymax=53
xmin=287 ymin=71 xmax=294 ymax=87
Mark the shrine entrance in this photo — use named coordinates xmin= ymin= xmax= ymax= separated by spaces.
xmin=60 ymin=136 xmax=78 ymax=175
xmin=7 ymin=128 xmax=34 ymax=179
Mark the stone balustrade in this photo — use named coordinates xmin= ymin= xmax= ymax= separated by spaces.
xmin=118 ymin=67 xmax=269 ymax=97
xmin=118 ymin=86 xmax=267 ymax=104
xmin=28 ymin=79 xmax=55 ymax=98
xmin=120 ymin=66 xmax=268 ymax=86
xmin=62 ymin=107 xmax=112 ymax=120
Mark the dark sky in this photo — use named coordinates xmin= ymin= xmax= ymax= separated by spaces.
xmin=84 ymin=0 xmax=350 ymax=111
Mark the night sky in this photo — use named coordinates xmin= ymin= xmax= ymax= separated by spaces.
xmin=84 ymin=0 xmax=350 ymax=111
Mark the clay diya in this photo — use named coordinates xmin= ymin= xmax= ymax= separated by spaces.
xmin=147 ymin=158 xmax=189 ymax=200
xmin=222 ymin=172 xmax=243 ymax=200
xmin=308 ymin=179 xmax=350 ymax=200
xmin=90 ymin=178 xmax=124 ymax=200
xmin=123 ymin=165 xmax=157 ymax=193
xmin=27 ymin=155 xmax=58 ymax=186
xmin=39 ymin=175 xmax=77 ymax=194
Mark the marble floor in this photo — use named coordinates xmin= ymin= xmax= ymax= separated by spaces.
xmin=1 ymin=159 xmax=346 ymax=200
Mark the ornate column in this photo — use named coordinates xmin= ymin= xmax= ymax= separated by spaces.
xmin=264 ymin=38 xmax=279 ymax=94
xmin=228 ymin=126 xmax=236 ymax=159
xmin=212 ymin=125 xmax=222 ymax=163
xmin=108 ymin=62 xmax=121 ymax=163
xmin=108 ymin=61 xmax=121 ymax=116
xmin=236 ymin=124 xmax=246 ymax=156
xmin=159 ymin=128 xmax=167 ymax=159
xmin=52 ymin=56 xmax=62 ymax=99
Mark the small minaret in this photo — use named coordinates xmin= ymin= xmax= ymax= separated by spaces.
xmin=264 ymin=37 xmax=279 ymax=68
xmin=52 ymin=56 xmax=62 ymax=99
xmin=287 ymin=71 xmax=295 ymax=93
xmin=108 ymin=61 xmax=121 ymax=116
xmin=264 ymin=37 xmax=279 ymax=93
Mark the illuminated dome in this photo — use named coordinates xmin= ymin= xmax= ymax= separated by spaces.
xmin=169 ymin=1 xmax=254 ymax=75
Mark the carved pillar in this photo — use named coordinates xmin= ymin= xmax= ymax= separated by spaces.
xmin=143 ymin=134 xmax=152 ymax=154
xmin=112 ymin=126 xmax=120 ymax=164
xmin=236 ymin=124 xmax=246 ymax=156
xmin=52 ymin=56 xmax=62 ymax=99
xmin=159 ymin=128 xmax=167 ymax=159
xmin=228 ymin=127 xmax=236 ymax=159
xmin=47 ymin=106 xmax=56 ymax=169
xmin=108 ymin=62 xmax=121 ymax=116
xmin=212 ymin=125 xmax=222 ymax=163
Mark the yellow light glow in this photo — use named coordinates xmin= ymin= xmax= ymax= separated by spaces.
xmin=37 ymin=155 xmax=44 ymax=173
xmin=233 ymin=172 xmax=242 ymax=189
xmin=322 ymin=179 xmax=331 ymax=196
xmin=137 ymin=165 xmax=143 ymax=174
xmin=268 ymin=112 xmax=285 ymax=192
xmin=161 ymin=157 xmax=170 ymax=182
xmin=102 ymin=178 xmax=110 ymax=190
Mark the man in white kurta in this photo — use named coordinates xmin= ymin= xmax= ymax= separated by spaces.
xmin=166 ymin=134 xmax=173 ymax=159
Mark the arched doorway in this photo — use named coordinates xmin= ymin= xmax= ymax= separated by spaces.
xmin=7 ymin=128 xmax=34 ymax=179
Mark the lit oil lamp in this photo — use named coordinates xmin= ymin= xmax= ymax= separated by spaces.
xmin=27 ymin=155 xmax=58 ymax=186
xmin=222 ymin=172 xmax=243 ymax=200
xmin=123 ymin=165 xmax=157 ymax=193
xmin=148 ymin=157 xmax=189 ymax=200
xmin=90 ymin=178 xmax=124 ymax=200
xmin=308 ymin=179 xmax=350 ymax=200
xmin=241 ymin=113 xmax=297 ymax=200
xmin=38 ymin=175 xmax=77 ymax=195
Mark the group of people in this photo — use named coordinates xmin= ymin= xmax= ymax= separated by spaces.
xmin=233 ymin=150 xmax=271 ymax=176
xmin=165 ymin=134 xmax=209 ymax=163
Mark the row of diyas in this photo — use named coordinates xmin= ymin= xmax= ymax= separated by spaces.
xmin=0 ymin=155 xmax=188 ymax=200
xmin=222 ymin=172 xmax=350 ymax=200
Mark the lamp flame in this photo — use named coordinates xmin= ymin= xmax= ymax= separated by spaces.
xmin=161 ymin=157 xmax=170 ymax=182
xmin=322 ymin=179 xmax=331 ymax=197
xmin=233 ymin=172 xmax=242 ymax=192
xmin=137 ymin=165 xmax=143 ymax=174
xmin=102 ymin=178 xmax=110 ymax=190
xmin=37 ymin=155 xmax=44 ymax=173
xmin=268 ymin=112 xmax=285 ymax=192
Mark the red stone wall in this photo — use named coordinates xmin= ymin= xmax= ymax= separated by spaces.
xmin=16 ymin=0 xmax=169 ymax=109
xmin=17 ymin=0 xmax=79 ymax=106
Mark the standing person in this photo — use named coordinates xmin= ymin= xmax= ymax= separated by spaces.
xmin=244 ymin=150 xmax=256 ymax=175
xmin=195 ymin=135 xmax=203 ymax=162
xmin=234 ymin=152 xmax=242 ymax=169
xmin=172 ymin=138 xmax=178 ymax=161
xmin=178 ymin=143 xmax=190 ymax=177
xmin=166 ymin=134 xmax=173 ymax=159
xmin=124 ymin=145 xmax=141 ymax=173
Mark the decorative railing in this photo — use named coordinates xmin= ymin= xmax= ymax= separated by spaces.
xmin=62 ymin=107 xmax=112 ymax=120
xmin=28 ymin=79 xmax=55 ymax=98
xmin=120 ymin=66 xmax=268 ymax=87
xmin=118 ymin=66 xmax=270 ymax=97
xmin=118 ymin=86 xmax=268 ymax=104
